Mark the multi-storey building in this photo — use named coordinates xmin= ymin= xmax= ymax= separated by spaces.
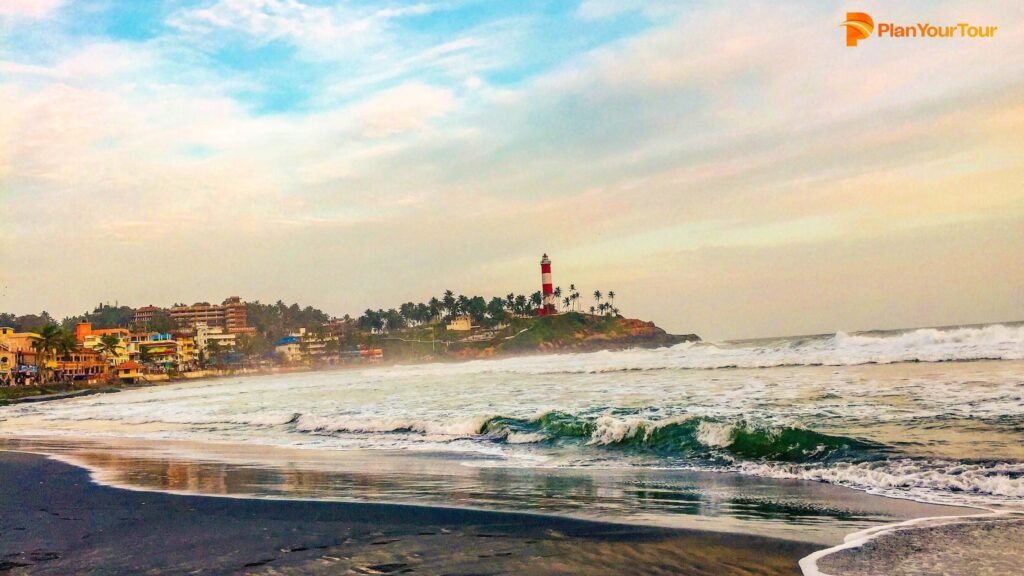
xmin=169 ymin=296 xmax=255 ymax=334
xmin=132 ymin=305 xmax=163 ymax=326
xmin=76 ymin=323 xmax=131 ymax=366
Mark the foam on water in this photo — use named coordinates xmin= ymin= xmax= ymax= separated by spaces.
xmin=380 ymin=323 xmax=1024 ymax=376
xmin=1 ymin=322 xmax=1021 ymax=516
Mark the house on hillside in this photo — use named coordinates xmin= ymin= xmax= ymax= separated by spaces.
xmin=447 ymin=315 xmax=473 ymax=331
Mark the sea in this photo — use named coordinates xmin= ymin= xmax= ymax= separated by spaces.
xmin=1 ymin=321 xmax=1022 ymax=575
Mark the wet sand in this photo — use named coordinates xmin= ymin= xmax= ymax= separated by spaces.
xmin=0 ymin=451 xmax=817 ymax=575
xmin=815 ymin=514 xmax=1024 ymax=576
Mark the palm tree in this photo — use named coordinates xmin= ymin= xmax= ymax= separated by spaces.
xmin=95 ymin=334 xmax=124 ymax=365
xmin=592 ymin=290 xmax=603 ymax=314
xmin=562 ymin=296 xmax=571 ymax=311
xmin=530 ymin=291 xmax=543 ymax=311
xmin=607 ymin=291 xmax=615 ymax=309
xmin=589 ymin=306 xmax=596 ymax=314
xmin=205 ymin=338 xmax=222 ymax=367
xmin=32 ymin=324 xmax=64 ymax=383
xmin=442 ymin=290 xmax=456 ymax=318
xmin=514 ymin=294 xmax=528 ymax=316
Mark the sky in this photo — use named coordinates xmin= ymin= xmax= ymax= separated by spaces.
xmin=1 ymin=0 xmax=1023 ymax=340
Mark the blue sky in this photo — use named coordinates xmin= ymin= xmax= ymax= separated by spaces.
xmin=1 ymin=0 xmax=1023 ymax=339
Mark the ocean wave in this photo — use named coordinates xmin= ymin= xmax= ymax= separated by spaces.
xmin=481 ymin=412 xmax=887 ymax=463
xmin=384 ymin=323 xmax=1024 ymax=375
xmin=738 ymin=459 xmax=1024 ymax=505
xmin=294 ymin=413 xmax=490 ymax=438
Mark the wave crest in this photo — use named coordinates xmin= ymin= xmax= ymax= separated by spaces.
xmin=482 ymin=412 xmax=885 ymax=463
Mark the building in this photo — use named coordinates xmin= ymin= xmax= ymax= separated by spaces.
xmin=49 ymin=349 xmax=108 ymax=382
xmin=194 ymin=323 xmax=237 ymax=359
xmin=169 ymin=296 xmax=255 ymax=334
xmin=0 ymin=342 xmax=14 ymax=385
xmin=132 ymin=305 xmax=163 ymax=327
xmin=273 ymin=335 xmax=303 ymax=363
xmin=273 ymin=328 xmax=335 ymax=363
xmin=115 ymin=361 xmax=142 ymax=383
xmin=0 ymin=327 xmax=40 ymax=355
xmin=76 ymin=323 xmax=131 ymax=366
xmin=539 ymin=253 xmax=557 ymax=315
xmin=447 ymin=315 xmax=473 ymax=331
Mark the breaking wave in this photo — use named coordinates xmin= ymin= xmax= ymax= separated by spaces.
xmin=386 ymin=323 xmax=1024 ymax=375
xmin=285 ymin=410 xmax=1024 ymax=505
xmin=289 ymin=410 xmax=887 ymax=464
xmin=480 ymin=412 xmax=888 ymax=463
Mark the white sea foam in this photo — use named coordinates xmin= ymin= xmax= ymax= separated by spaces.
xmin=1 ymin=322 xmax=1022 ymax=513
xmin=736 ymin=459 xmax=1024 ymax=506
xmin=383 ymin=323 xmax=1024 ymax=375
xmin=695 ymin=420 xmax=735 ymax=448
xmin=294 ymin=413 xmax=489 ymax=438
xmin=505 ymin=432 xmax=547 ymax=444
xmin=588 ymin=415 xmax=647 ymax=445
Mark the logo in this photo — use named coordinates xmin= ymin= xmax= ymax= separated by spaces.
xmin=841 ymin=12 xmax=998 ymax=47
xmin=841 ymin=12 xmax=874 ymax=47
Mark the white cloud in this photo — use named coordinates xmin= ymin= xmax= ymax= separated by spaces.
xmin=0 ymin=0 xmax=64 ymax=19
xmin=347 ymin=82 xmax=455 ymax=137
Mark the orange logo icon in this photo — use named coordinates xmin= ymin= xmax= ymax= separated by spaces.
xmin=841 ymin=12 xmax=874 ymax=47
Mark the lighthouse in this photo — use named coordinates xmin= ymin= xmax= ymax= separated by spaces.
xmin=540 ymin=253 xmax=557 ymax=315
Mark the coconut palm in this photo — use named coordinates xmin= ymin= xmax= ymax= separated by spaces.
xmin=607 ymin=291 xmax=615 ymax=309
xmin=529 ymin=291 xmax=543 ymax=311
xmin=562 ymin=296 xmax=571 ymax=311
xmin=514 ymin=294 xmax=528 ymax=316
xmin=31 ymin=324 xmax=65 ymax=383
xmin=95 ymin=334 xmax=124 ymax=364
xmin=204 ymin=338 xmax=222 ymax=367
xmin=592 ymin=290 xmax=602 ymax=313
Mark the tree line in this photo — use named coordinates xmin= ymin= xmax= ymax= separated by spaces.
xmin=356 ymin=286 xmax=619 ymax=333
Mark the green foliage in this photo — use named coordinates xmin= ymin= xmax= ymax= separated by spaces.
xmin=95 ymin=334 xmax=124 ymax=359
xmin=0 ymin=311 xmax=55 ymax=332
xmin=245 ymin=300 xmax=331 ymax=343
xmin=85 ymin=304 xmax=135 ymax=329
xmin=144 ymin=309 xmax=176 ymax=333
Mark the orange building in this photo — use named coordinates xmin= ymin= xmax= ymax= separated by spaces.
xmin=50 ymin=349 xmax=108 ymax=382
xmin=115 ymin=361 xmax=142 ymax=382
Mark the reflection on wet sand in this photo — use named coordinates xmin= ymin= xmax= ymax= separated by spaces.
xmin=0 ymin=451 xmax=820 ymax=576
xmin=0 ymin=436 xmax=977 ymax=546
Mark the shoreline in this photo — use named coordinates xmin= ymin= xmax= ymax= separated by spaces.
xmin=0 ymin=450 xmax=817 ymax=575
xmin=0 ymin=333 xmax=698 ymax=405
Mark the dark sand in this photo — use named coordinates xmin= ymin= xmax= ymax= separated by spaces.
xmin=816 ymin=514 xmax=1024 ymax=576
xmin=0 ymin=451 xmax=817 ymax=575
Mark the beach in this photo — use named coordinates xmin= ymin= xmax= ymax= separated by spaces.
xmin=1 ymin=325 xmax=1021 ymax=575
xmin=0 ymin=451 xmax=818 ymax=575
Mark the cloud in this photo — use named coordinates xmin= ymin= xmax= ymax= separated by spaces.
xmin=347 ymin=82 xmax=455 ymax=137
xmin=168 ymin=0 xmax=441 ymax=59
xmin=0 ymin=0 xmax=64 ymax=19
xmin=3 ymin=0 xmax=1023 ymax=338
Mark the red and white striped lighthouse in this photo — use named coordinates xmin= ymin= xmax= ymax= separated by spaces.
xmin=540 ymin=253 xmax=556 ymax=315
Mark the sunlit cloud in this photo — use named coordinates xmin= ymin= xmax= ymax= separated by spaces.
xmin=0 ymin=0 xmax=65 ymax=19
xmin=2 ymin=0 xmax=1023 ymax=338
